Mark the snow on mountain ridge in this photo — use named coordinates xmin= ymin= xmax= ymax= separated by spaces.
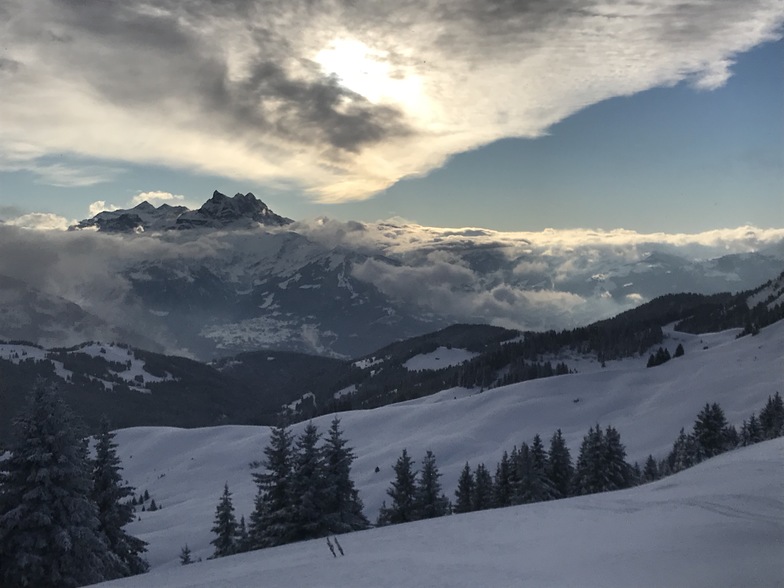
xmin=70 ymin=191 xmax=291 ymax=233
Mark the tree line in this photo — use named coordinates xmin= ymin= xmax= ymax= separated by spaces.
xmin=203 ymin=418 xmax=369 ymax=561
xmin=374 ymin=392 xmax=784 ymax=526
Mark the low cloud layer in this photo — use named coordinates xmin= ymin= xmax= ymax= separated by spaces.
xmin=1 ymin=0 xmax=781 ymax=200
xmin=0 ymin=220 xmax=781 ymax=350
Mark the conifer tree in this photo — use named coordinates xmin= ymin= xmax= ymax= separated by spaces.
xmin=289 ymin=423 xmax=329 ymax=541
xmin=179 ymin=544 xmax=192 ymax=565
xmin=0 ymin=385 xmax=111 ymax=588
xmin=546 ymin=429 xmax=574 ymax=499
xmin=603 ymin=425 xmax=634 ymax=490
xmin=674 ymin=343 xmax=685 ymax=358
xmin=250 ymin=425 xmax=294 ymax=547
xmin=759 ymin=392 xmax=784 ymax=439
xmin=529 ymin=434 xmax=558 ymax=502
xmin=414 ymin=450 xmax=449 ymax=519
xmin=91 ymin=417 xmax=148 ymax=578
xmin=642 ymin=455 xmax=659 ymax=482
xmin=572 ymin=425 xmax=606 ymax=495
xmin=740 ymin=414 xmax=763 ymax=446
xmin=235 ymin=515 xmax=249 ymax=553
xmin=377 ymin=449 xmax=417 ymax=525
xmin=322 ymin=418 xmax=369 ymax=534
xmin=692 ymin=403 xmax=730 ymax=459
xmin=453 ymin=463 xmax=474 ymax=514
xmin=472 ymin=463 xmax=493 ymax=511
xmin=667 ymin=428 xmax=698 ymax=473
xmin=492 ymin=451 xmax=512 ymax=507
xmin=511 ymin=443 xmax=533 ymax=504
xmin=210 ymin=483 xmax=238 ymax=558
xmin=246 ymin=488 xmax=267 ymax=549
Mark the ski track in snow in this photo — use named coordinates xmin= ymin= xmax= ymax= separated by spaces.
xmin=91 ymin=321 xmax=783 ymax=582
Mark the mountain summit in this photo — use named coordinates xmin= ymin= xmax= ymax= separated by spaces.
xmin=175 ymin=191 xmax=292 ymax=230
xmin=70 ymin=191 xmax=292 ymax=233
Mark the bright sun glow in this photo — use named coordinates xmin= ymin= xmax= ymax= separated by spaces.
xmin=314 ymin=38 xmax=426 ymax=116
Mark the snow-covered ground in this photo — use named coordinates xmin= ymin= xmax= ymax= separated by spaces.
xmin=100 ymin=321 xmax=782 ymax=574
xmin=97 ymin=438 xmax=784 ymax=587
xmin=403 ymin=346 xmax=478 ymax=371
xmin=0 ymin=341 xmax=172 ymax=390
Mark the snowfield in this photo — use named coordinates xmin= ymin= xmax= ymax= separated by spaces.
xmin=97 ymin=438 xmax=784 ymax=587
xmin=403 ymin=346 xmax=478 ymax=371
xmin=95 ymin=321 xmax=783 ymax=582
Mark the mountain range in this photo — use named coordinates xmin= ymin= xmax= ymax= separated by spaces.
xmin=70 ymin=191 xmax=292 ymax=233
xmin=0 ymin=191 xmax=782 ymax=361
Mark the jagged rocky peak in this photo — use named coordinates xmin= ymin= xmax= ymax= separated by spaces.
xmin=70 ymin=191 xmax=293 ymax=232
xmin=175 ymin=191 xmax=292 ymax=229
xmin=132 ymin=200 xmax=157 ymax=212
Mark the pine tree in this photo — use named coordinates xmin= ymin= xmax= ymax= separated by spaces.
xmin=0 ymin=384 xmax=112 ymax=588
xmin=693 ymin=403 xmax=730 ymax=459
xmin=759 ymin=392 xmax=784 ymax=439
xmin=246 ymin=488 xmax=267 ymax=549
xmin=377 ymin=449 xmax=417 ymax=525
xmin=210 ymin=483 xmax=238 ymax=558
xmin=179 ymin=544 xmax=192 ymax=565
xmin=289 ymin=423 xmax=329 ymax=541
xmin=322 ymin=418 xmax=369 ymax=534
xmin=642 ymin=454 xmax=659 ymax=482
xmin=674 ymin=343 xmax=685 ymax=357
xmin=546 ymin=429 xmax=574 ymax=499
xmin=668 ymin=428 xmax=697 ymax=473
xmin=492 ymin=451 xmax=512 ymax=507
xmin=453 ymin=463 xmax=474 ymax=514
xmin=235 ymin=515 xmax=249 ymax=553
xmin=740 ymin=413 xmax=763 ymax=446
xmin=572 ymin=425 xmax=606 ymax=495
xmin=414 ymin=450 xmax=449 ymax=519
xmin=603 ymin=426 xmax=633 ymax=490
xmin=249 ymin=425 xmax=294 ymax=547
xmin=472 ymin=463 xmax=493 ymax=511
xmin=529 ymin=434 xmax=558 ymax=502
xmin=91 ymin=417 xmax=148 ymax=578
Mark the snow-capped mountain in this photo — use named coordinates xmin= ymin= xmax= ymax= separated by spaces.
xmin=70 ymin=191 xmax=292 ymax=233
xmin=2 ymin=192 xmax=782 ymax=359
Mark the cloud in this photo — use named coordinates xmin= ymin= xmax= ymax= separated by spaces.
xmin=89 ymin=200 xmax=120 ymax=216
xmin=131 ymin=191 xmax=187 ymax=206
xmin=0 ymin=0 xmax=781 ymax=201
xmin=3 ymin=212 xmax=73 ymax=231
xmin=0 ymin=220 xmax=780 ymax=355
xmin=0 ymin=153 xmax=123 ymax=187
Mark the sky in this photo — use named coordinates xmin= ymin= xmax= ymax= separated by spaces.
xmin=0 ymin=0 xmax=782 ymax=233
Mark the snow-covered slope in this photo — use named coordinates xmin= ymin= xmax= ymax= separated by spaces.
xmin=105 ymin=321 xmax=783 ymax=571
xmin=98 ymin=438 xmax=784 ymax=588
